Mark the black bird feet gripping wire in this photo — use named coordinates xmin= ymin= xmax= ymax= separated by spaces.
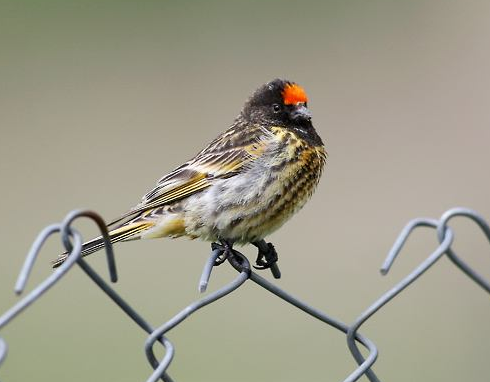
xmin=207 ymin=239 xmax=281 ymax=279
xmin=210 ymin=240 xmax=234 ymax=265
xmin=164 ymin=244 xmax=377 ymax=382
xmin=1 ymin=206 xmax=489 ymax=382
xmin=252 ymin=240 xmax=282 ymax=279
xmin=194 ymin=241 xmax=378 ymax=382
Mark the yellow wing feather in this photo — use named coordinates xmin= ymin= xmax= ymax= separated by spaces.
xmin=107 ymin=126 xmax=272 ymax=228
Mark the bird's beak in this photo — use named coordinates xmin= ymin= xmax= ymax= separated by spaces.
xmin=290 ymin=104 xmax=312 ymax=121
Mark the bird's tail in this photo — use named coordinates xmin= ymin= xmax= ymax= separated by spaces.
xmin=51 ymin=221 xmax=154 ymax=268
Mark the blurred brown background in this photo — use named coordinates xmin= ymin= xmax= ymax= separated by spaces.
xmin=1 ymin=0 xmax=489 ymax=381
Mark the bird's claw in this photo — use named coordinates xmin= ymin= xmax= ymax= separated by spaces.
xmin=253 ymin=242 xmax=278 ymax=270
xmin=211 ymin=240 xmax=280 ymax=279
xmin=211 ymin=241 xmax=233 ymax=265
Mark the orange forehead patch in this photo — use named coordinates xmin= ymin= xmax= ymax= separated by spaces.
xmin=282 ymin=83 xmax=308 ymax=105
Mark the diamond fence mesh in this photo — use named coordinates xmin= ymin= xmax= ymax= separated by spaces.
xmin=0 ymin=207 xmax=489 ymax=381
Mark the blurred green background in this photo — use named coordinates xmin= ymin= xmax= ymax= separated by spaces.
xmin=1 ymin=0 xmax=489 ymax=381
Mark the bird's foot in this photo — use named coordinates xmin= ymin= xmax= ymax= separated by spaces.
xmin=211 ymin=240 xmax=235 ymax=265
xmin=210 ymin=239 xmax=281 ymax=279
xmin=252 ymin=240 xmax=281 ymax=279
xmin=253 ymin=242 xmax=278 ymax=269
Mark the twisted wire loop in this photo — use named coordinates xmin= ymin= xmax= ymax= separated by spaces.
xmin=59 ymin=212 xmax=175 ymax=382
xmin=346 ymin=207 xmax=490 ymax=382
xmin=147 ymin=243 xmax=377 ymax=382
xmin=0 ymin=224 xmax=83 ymax=331
xmin=438 ymin=208 xmax=490 ymax=294
xmin=76 ymin=256 xmax=175 ymax=382
xmin=144 ymin=248 xmax=250 ymax=382
xmin=0 ymin=224 xmax=79 ymax=372
xmin=60 ymin=210 xmax=118 ymax=283
xmin=248 ymin=272 xmax=378 ymax=382
xmin=0 ymin=211 xmax=160 ymax=378
xmin=346 ymin=219 xmax=454 ymax=382
xmin=1 ymin=207 xmax=489 ymax=382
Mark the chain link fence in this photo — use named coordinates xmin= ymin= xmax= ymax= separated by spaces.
xmin=0 ymin=207 xmax=489 ymax=381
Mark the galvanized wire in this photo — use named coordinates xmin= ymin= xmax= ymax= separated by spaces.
xmin=346 ymin=219 xmax=454 ymax=382
xmin=0 ymin=337 xmax=7 ymax=367
xmin=0 ymin=207 xmax=488 ymax=381
xmin=438 ymin=208 xmax=490 ymax=293
xmin=0 ymin=225 xmax=83 ymax=330
xmin=145 ymin=251 xmax=250 ymax=382
xmin=346 ymin=208 xmax=490 ymax=381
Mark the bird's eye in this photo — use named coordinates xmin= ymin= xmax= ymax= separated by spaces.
xmin=272 ymin=104 xmax=281 ymax=113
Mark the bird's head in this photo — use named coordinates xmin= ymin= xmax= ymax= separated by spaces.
xmin=240 ymin=79 xmax=322 ymax=146
xmin=242 ymin=78 xmax=313 ymax=127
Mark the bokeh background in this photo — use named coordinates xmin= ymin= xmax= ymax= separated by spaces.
xmin=1 ymin=0 xmax=489 ymax=381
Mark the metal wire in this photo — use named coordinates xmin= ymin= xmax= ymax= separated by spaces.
xmin=345 ymin=209 xmax=490 ymax=382
xmin=0 ymin=225 xmax=83 ymax=330
xmin=247 ymin=271 xmax=379 ymax=382
xmin=144 ymin=251 xmax=250 ymax=382
xmin=438 ymin=208 xmax=490 ymax=293
xmin=346 ymin=219 xmax=454 ymax=382
xmin=0 ymin=207 xmax=488 ymax=381
xmin=0 ymin=337 xmax=7 ymax=367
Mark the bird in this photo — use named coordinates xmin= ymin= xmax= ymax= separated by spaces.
xmin=52 ymin=78 xmax=326 ymax=269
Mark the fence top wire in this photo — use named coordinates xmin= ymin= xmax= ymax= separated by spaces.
xmin=0 ymin=206 xmax=489 ymax=381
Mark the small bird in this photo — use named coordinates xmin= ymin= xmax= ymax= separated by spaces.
xmin=52 ymin=79 xmax=326 ymax=268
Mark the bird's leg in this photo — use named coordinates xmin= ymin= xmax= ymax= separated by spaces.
xmin=252 ymin=240 xmax=278 ymax=268
xmin=211 ymin=240 xmax=235 ymax=265
xmin=252 ymin=240 xmax=281 ymax=279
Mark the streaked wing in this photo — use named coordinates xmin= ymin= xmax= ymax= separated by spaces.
xmin=107 ymin=125 xmax=272 ymax=227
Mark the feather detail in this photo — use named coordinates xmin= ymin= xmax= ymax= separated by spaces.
xmin=51 ymin=220 xmax=155 ymax=268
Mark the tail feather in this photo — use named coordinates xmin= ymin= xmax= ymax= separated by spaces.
xmin=51 ymin=221 xmax=154 ymax=268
